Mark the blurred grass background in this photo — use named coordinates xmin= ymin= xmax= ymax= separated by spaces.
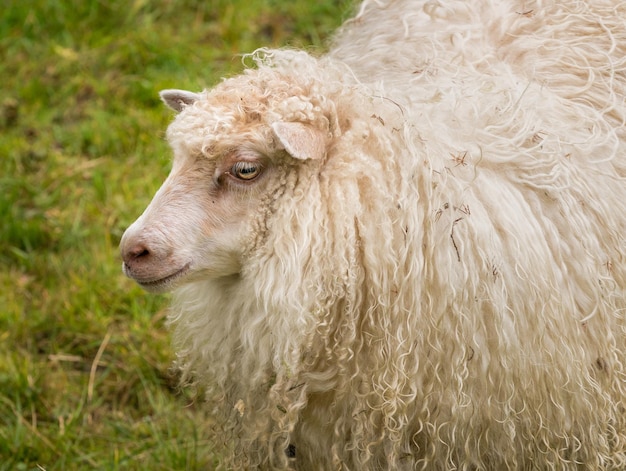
xmin=0 ymin=0 xmax=350 ymax=468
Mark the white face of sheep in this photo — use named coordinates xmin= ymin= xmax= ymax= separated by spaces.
xmin=120 ymin=88 xmax=326 ymax=293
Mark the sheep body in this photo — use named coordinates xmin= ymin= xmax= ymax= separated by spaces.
xmin=121 ymin=0 xmax=626 ymax=469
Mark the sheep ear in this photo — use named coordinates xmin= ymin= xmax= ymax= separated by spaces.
xmin=159 ymin=89 xmax=201 ymax=112
xmin=271 ymin=122 xmax=326 ymax=160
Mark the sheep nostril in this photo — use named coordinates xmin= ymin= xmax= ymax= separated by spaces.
xmin=124 ymin=244 xmax=151 ymax=263
xmin=135 ymin=248 xmax=150 ymax=258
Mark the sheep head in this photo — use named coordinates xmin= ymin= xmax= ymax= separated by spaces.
xmin=120 ymin=71 xmax=331 ymax=293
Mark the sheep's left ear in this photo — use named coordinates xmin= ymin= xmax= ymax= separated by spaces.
xmin=271 ymin=121 xmax=326 ymax=160
xmin=159 ymin=89 xmax=202 ymax=112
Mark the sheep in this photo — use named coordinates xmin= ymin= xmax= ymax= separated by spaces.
xmin=119 ymin=0 xmax=626 ymax=469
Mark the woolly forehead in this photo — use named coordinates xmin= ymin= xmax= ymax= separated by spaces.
xmin=165 ymin=68 xmax=334 ymax=160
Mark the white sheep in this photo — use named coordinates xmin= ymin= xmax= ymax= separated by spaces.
xmin=120 ymin=0 xmax=626 ymax=468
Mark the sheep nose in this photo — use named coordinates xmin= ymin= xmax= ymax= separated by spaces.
xmin=123 ymin=243 xmax=151 ymax=264
xmin=120 ymin=238 xmax=155 ymax=274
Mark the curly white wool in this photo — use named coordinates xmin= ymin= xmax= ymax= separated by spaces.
xmin=123 ymin=0 xmax=626 ymax=469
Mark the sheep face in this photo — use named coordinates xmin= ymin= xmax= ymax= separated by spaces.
xmin=120 ymin=144 xmax=266 ymax=293
xmin=120 ymin=82 xmax=328 ymax=293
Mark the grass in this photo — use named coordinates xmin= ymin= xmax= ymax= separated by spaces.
xmin=0 ymin=0 xmax=350 ymax=468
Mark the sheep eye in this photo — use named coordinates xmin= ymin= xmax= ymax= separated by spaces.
xmin=230 ymin=161 xmax=262 ymax=181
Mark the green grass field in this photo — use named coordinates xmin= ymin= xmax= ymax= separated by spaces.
xmin=0 ymin=1 xmax=350 ymax=468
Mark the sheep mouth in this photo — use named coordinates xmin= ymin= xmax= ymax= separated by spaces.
xmin=134 ymin=263 xmax=191 ymax=293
